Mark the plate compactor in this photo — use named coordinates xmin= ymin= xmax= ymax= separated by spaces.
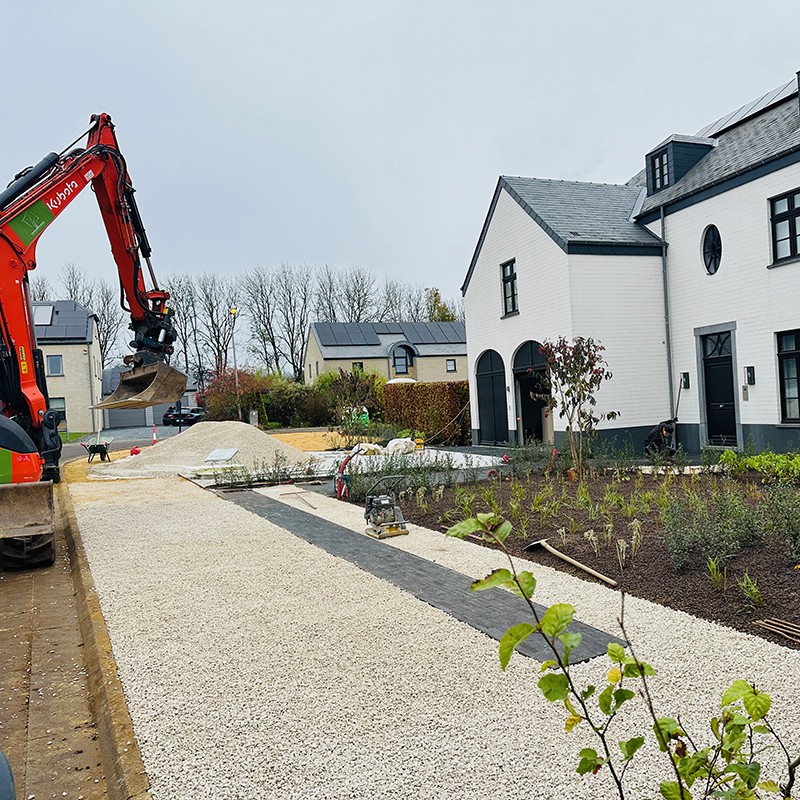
xmin=364 ymin=477 xmax=409 ymax=539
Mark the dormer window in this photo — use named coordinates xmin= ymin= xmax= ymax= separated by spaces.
xmin=652 ymin=150 xmax=669 ymax=190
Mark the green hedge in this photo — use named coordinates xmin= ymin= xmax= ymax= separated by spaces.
xmin=384 ymin=381 xmax=470 ymax=445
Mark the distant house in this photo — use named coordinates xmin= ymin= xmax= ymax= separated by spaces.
xmin=32 ymin=300 xmax=103 ymax=434
xmin=304 ymin=321 xmax=467 ymax=383
xmin=463 ymin=74 xmax=800 ymax=452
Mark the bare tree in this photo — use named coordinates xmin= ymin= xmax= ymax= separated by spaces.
xmin=375 ymin=277 xmax=407 ymax=321
xmin=194 ymin=273 xmax=239 ymax=376
xmin=313 ymin=264 xmax=341 ymax=323
xmin=274 ymin=262 xmax=313 ymax=381
xmin=241 ymin=266 xmax=282 ymax=371
xmin=93 ymin=280 xmax=127 ymax=366
xmin=338 ymin=266 xmax=378 ymax=322
xmin=28 ymin=275 xmax=53 ymax=301
xmin=401 ymin=284 xmax=429 ymax=321
xmin=59 ymin=263 xmax=127 ymax=367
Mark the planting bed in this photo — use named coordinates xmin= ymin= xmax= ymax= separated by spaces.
xmin=403 ymin=471 xmax=800 ymax=650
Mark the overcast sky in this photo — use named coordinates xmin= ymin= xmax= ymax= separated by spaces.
xmin=2 ymin=1 xmax=798 ymax=301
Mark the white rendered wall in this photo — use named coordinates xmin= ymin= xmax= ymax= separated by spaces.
xmin=568 ymin=253 xmax=669 ymax=428
xmin=645 ymin=163 xmax=800 ymax=431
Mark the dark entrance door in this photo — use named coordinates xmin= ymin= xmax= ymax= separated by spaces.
xmin=702 ymin=332 xmax=737 ymax=446
xmin=476 ymin=350 xmax=508 ymax=445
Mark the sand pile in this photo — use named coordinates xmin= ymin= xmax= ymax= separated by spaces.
xmin=90 ymin=421 xmax=314 ymax=479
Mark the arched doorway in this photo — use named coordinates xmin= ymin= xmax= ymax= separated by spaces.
xmin=513 ymin=341 xmax=551 ymax=445
xmin=475 ymin=350 xmax=508 ymax=445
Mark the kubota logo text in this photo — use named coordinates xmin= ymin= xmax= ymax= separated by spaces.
xmin=45 ymin=180 xmax=80 ymax=211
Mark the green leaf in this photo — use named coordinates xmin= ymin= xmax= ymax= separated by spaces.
xmin=607 ymin=642 xmax=626 ymax=663
xmin=493 ymin=519 xmax=513 ymax=543
xmin=721 ymin=679 xmax=752 ymax=707
xmin=726 ymin=762 xmax=761 ymax=789
xmin=757 ymin=780 xmax=782 ymax=793
xmin=576 ymin=747 xmax=605 ymax=776
xmin=581 ymin=684 xmax=596 ymax=700
xmin=498 ymin=623 xmax=536 ymax=670
xmin=653 ymin=718 xmax=685 ymax=752
xmin=446 ymin=518 xmax=483 ymax=538
xmin=470 ymin=568 xmax=513 ymax=593
xmin=618 ymin=735 xmax=645 ymax=761
xmin=540 ymin=603 xmax=575 ymax=637
xmin=742 ymin=689 xmax=771 ymax=721
xmin=659 ymin=780 xmax=691 ymax=800
xmin=598 ymin=685 xmax=614 ymax=715
xmin=476 ymin=512 xmax=499 ymax=526
xmin=540 ymin=659 xmax=558 ymax=673
xmin=559 ymin=631 xmax=582 ymax=661
xmin=512 ymin=570 xmax=537 ymax=599
xmin=613 ymin=688 xmax=635 ymax=709
xmin=623 ymin=657 xmax=656 ymax=678
xmin=538 ymin=672 xmax=570 ymax=702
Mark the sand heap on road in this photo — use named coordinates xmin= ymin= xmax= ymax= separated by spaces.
xmin=90 ymin=421 xmax=314 ymax=479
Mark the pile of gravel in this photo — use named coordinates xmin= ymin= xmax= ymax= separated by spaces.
xmin=91 ymin=420 xmax=313 ymax=479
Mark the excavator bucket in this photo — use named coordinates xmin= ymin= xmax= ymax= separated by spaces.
xmin=0 ymin=481 xmax=55 ymax=569
xmin=94 ymin=362 xmax=187 ymax=410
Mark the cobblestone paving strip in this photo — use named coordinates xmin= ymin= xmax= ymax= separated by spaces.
xmin=224 ymin=489 xmax=623 ymax=662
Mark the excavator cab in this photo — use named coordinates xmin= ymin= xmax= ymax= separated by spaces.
xmin=95 ymin=362 xmax=187 ymax=410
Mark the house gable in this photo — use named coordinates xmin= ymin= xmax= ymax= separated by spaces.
xmin=462 ymin=176 xmax=663 ymax=294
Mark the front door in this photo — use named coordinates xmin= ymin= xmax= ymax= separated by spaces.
xmin=476 ymin=350 xmax=508 ymax=445
xmin=702 ymin=332 xmax=737 ymax=446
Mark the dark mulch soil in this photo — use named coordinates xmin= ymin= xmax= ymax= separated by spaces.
xmin=391 ymin=472 xmax=800 ymax=650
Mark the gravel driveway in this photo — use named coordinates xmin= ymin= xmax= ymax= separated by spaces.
xmin=67 ymin=478 xmax=800 ymax=800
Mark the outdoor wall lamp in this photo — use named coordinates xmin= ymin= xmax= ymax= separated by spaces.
xmin=680 ymin=372 xmax=690 ymax=390
xmin=745 ymin=366 xmax=756 ymax=386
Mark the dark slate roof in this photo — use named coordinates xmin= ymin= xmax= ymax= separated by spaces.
xmin=313 ymin=321 xmax=465 ymax=347
xmin=32 ymin=300 xmax=95 ymax=343
xmin=500 ymin=176 xmax=662 ymax=248
xmin=637 ymin=86 xmax=800 ymax=217
xmin=461 ymin=176 xmax=663 ymax=293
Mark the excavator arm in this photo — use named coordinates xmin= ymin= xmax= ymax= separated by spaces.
xmin=0 ymin=113 xmax=186 ymax=481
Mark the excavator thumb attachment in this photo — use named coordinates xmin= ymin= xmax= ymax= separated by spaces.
xmin=0 ymin=481 xmax=55 ymax=569
xmin=94 ymin=362 xmax=187 ymax=410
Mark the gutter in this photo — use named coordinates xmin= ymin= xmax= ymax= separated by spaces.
xmin=660 ymin=207 xmax=675 ymax=420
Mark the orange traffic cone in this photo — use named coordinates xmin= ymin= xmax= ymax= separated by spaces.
xmin=152 ymin=425 xmax=157 ymax=445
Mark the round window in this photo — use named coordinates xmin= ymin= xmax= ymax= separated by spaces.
xmin=702 ymin=225 xmax=722 ymax=274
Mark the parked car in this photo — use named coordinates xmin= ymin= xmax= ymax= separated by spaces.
xmin=169 ymin=406 xmax=206 ymax=426
xmin=162 ymin=406 xmax=177 ymax=426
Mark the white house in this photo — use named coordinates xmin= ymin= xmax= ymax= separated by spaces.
xmin=463 ymin=75 xmax=800 ymax=453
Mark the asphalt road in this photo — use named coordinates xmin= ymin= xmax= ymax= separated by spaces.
xmin=61 ymin=425 xmax=182 ymax=464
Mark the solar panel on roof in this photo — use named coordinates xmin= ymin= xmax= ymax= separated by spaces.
xmin=696 ymin=80 xmax=795 ymax=138
xmin=316 ymin=323 xmax=337 ymax=347
xmin=429 ymin=325 xmax=447 ymax=344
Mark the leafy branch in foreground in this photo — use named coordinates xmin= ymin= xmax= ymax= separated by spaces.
xmin=447 ymin=513 xmax=798 ymax=799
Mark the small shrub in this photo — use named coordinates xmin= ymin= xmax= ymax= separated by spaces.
xmin=706 ymin=556 xmax=727 ymax=592
xmin=758 ymin=482 xmax=800 ymax=562
xmin=736 ymin=570 xmax=764 ymax=611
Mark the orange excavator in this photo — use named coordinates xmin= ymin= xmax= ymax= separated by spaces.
xmin=0 ymin=113 xmax=186 ymax=567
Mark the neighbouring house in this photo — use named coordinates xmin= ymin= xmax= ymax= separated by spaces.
xmin=32 ymin=300 xmax=103 ymax=434
xmin=101 ymin=367 xmax=197 ymax=429
xmin=463 ymin=74 xmax=800 ymax=452
xmin=304 ymin=321 xmax=467 ymax=383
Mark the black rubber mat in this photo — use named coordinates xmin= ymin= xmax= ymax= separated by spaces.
xmin=224 ymin=490 xmax=624 ymax=663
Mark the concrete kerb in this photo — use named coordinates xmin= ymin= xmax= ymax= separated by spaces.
xmin=59 ymin=483 xmax=152 ymax=800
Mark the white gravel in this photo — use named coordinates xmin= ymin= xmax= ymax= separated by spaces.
xmin=68 ymin=478 xmax=800 ymax=800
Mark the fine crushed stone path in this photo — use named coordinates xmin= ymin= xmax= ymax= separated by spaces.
xmin=67 ymin=477 xmax=800 ymax=800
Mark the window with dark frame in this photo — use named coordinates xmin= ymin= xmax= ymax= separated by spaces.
xmin=352 ymin=362 xmax=364 ymax=372
xmin=392 ymin=346 xmax=413 ymax=375
xmin=46 ymin=354 xmax=63 ymax=376
xmin=446 ymin=358 xmax=457 ymax=372
xmin=652 ymin=150 xmax=669 ymax=190
xmin=501 ymin=259 xmax=518 ymax=315
xmin=770 ymin=188 xmax=800 ymax=262
xmin=778 ymin=329 xmax=800 ymax=421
